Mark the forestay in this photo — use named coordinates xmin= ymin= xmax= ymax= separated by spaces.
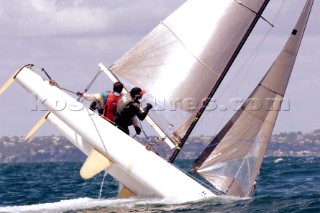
xmin=109 ymin=0 xmax=270 ymax=146
xmin=194 ymin=0 xmax=314 ymax=197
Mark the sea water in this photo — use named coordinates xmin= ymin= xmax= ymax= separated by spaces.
xmin=0 ymin=157 xmax=319 ymax=212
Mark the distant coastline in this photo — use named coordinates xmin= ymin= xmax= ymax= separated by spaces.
xmin=1 ymin=129 xmax=320 ymax=163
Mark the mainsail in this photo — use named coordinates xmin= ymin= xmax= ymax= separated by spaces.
xmin=109 ymin=0 xmax=270 ymax=155
xmin=194 ymin=0 xmax=314 ymax=197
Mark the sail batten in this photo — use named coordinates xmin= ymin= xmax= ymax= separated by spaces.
xmin=194 ymin=0 xmax=314 ymax=197
xmin=168 ymin=0 xmax=271 ymax=162
xmin=109 ymin=0 xmax=271 ymax=158
xmin=160 ymin=21 xmax=219 ymax=77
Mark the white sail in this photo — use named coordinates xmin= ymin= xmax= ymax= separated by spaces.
xmin=109 ymin=0 xmax=270 ymax=146
xmin=0 ymin=0 xmax=314 ymax=201
xmin=194 ymin=0 xmax=314 ymax=197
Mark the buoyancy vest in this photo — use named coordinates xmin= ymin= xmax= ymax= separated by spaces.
xmin=102 ymin=92 xmax=122 ymax=122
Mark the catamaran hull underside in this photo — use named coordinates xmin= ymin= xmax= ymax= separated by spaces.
xmin=14 ymin=66 xmax=216 ymax=201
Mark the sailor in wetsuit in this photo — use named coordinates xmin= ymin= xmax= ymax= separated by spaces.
xmin=115 ymin=87 xmax=153 ymax=135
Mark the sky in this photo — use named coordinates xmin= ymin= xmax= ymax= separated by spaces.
xmin=0 ymin=0 xmax=319 ymax=137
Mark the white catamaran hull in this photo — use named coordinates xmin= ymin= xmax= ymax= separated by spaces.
xmin=15 ymin=67 xmax=216 ymax=201
xmin=46 ymin=112 xmax=163 ymax=196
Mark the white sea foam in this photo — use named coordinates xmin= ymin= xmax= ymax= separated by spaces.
xmin=0 ymin=195 xmax=237 ymax=213
xmin=0 ymin=197 xmax=133 ymax=213
xmin=274 ymin=158 xmax=284 ymax=163
xmin=0 ymin=196 xmax=198 ymax=213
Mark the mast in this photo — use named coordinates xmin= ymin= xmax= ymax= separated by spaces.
xmin=108 ymin=0 xmax=274 ymax=159
xmin=194 ymin=0 xmax=314 ymax=197
xmin=168 ymin=0 xmax=270 ymax=163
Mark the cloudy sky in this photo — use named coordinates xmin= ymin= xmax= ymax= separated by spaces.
xmin=0 ymin=0 xmax=319 ymax=137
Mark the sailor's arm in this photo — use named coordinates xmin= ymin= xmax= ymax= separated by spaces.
xmin=135 ymin=103 xmax=153 ymax=120
xmin=78 ymin=92 xmax=103 ymax=102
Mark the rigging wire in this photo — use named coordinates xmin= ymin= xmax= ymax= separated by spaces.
xmin=190 ymin=0 xmax=289 ymax=196
xmin=212 ymin=0 xmax=287 ymax=135
xmin=170 ymin=161 xmax=224 ymax=195
xmin=48 ymin=80 xmax=78 ymax=95
xmin=72 ymin=69 xmax=118 ymax=157
xmin=37 ymin=67 xmax=103 ymax=97
xmin=168 ymin=0 xmax=271 ymax=163
xmin=77 ymin=69 xmax=102 ymax=101
xmin=99 ymin=170 xmax=108 ymax=199
xmin=28 ymin=65 xmax=111 ymax=160
xmin=191 ymin=0 xmax=287 ymax=137
xmin=41 ymin=68 xmax=52 ymax=80
xmin=136 ymin=119 xmax=168 ymax=158
xmin=84 ymin=70 xmax=102 ymax=93
xmin=85 ymin=107 xmax=110 ymax=156
xmin=235 ymin=0 xmax=274 ymax=27
xmin=36 ymin=67 xmax=79 ymax=95
xmin=37 ymin=66 xmax=112 ymax=156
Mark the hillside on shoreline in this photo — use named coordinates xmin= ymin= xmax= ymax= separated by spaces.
xmin=1 ymin=129 xmax=320 ymax=163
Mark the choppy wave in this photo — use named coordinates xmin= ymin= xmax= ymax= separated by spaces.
xmin=0 ymin=196 xmax=251 ymax=213
xmin=0 ymin=157 xmax=319 ymax=212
